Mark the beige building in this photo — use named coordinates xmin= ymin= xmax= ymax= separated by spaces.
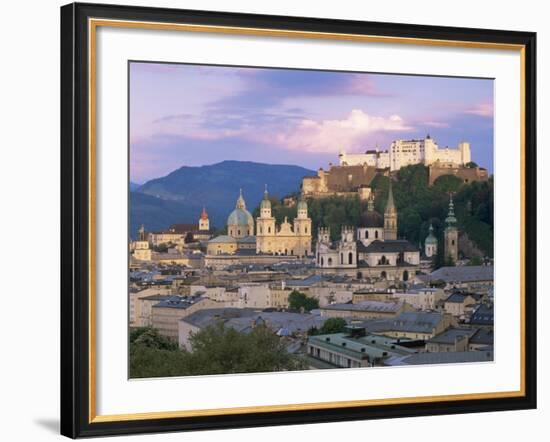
xmin=381 ymin=311 xmax=456 ymax=340
xmin=129 ymin=287 xmax=172 ymax=327
xmin=151 ymin=296 xmax=223 ymax=341
xmin=131 ymin=225 xmax=152 ymax=261
xmin=392 ymin=287 xmax=447 ymax=311
xmin=256 ymin=187 xmax=312 ymax=257
xmin=443 ymin=293 xmax=478 ymax=317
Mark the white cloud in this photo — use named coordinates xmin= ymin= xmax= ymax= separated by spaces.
xmin=263 ymin=109 xmax=412 ymax=153
xmin=464 ymin=103 xmax=493 ymax=117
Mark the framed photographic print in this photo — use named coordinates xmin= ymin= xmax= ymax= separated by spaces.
xmin=60 ymin=2 xmax=537 ymax=438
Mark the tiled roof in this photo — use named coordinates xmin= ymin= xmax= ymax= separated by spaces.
xmin=429 ymin=265 xmax=494 ymax=283
xmin=363 ymin=240 xmax=419 ymax=253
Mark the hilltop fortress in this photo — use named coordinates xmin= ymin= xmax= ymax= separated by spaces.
xmin=302 ymin=135 xmax=488 ymax=199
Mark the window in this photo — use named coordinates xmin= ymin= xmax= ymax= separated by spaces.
xmin=348 ymin=252 xmax=353 ymax=264
xmin=340 ymin=253 xmax=344 ymax=264
xmin=305 ymin=227 xmax=308 ymax=234
xmin=328 ymin=257 xmax=333 ymax=266
xmin=375 ymin=230 xmax=379 ymax=239
xmin=321 ymin=257 xmax=324 ymax=266
xmin=365 ymin=230 xmax=369 ymax=239
xmin=268 ymin=227 xmax=271 ymax=233
xmin=237 ymin=229 xmax=241 ymax=236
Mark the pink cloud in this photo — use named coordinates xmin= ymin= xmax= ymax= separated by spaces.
xmin=263 ymin=109 xmax=412 ymax=153
xmin=464 ymin=103 xmax=493 ymax=117
xmin=423 ymin=120 xmax=450 ymax=128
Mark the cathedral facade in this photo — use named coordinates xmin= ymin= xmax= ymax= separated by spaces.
xmin=256 ymin=187 xmax=312 ymax=257
xmin=206 ymin=187 xmax=312 ymax=258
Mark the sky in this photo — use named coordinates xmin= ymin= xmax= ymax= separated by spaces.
xmin=130 ymin=62 xmax=494 ymax=184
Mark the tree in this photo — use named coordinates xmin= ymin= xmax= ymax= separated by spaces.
xmin=287 ymin=290 xmax=319 ymax=312
xmin=130 ymin=323 xmax=307 ymax=378
xmin=467 ymin=256 xmax=483 ymax=266
xmin=318 ymin=317 xmax=347 ymax=334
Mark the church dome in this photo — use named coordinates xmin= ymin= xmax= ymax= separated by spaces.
xmin=297 ymin=198 xmax=307 ymax=212
xmin=425 ymin=224 xmax=438 ymax=245
xmin=227 ymin=207 xmax=253 ymax=226
xmin=360 ymin=209 xmax=383 ymax=228
xmin=228 ymin=189 xmax=254 ymax=227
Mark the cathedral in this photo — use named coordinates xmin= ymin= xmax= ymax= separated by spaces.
xmin=206 ymin=187 xmax=312 ymax=258
xmin=315 ymin=180 xmax=421 ymax=281
xmin=256 ymin=186 xmax=312 ymax=257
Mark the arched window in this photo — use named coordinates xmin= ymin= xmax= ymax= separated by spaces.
xmin=321 ymin=257 xmax=324 ymax=266
xmin=328 ymin=257 xmax=333 ymax=266
xmin=268 ymin=227 xmax=271 ymax=233
xmin=259 ymin=227 xmax=263 ymax=234
xmin=365 ymin=230 xmax=369 ymax=239
xmin=403 ymin=270 xmax=409 ymax=282
xmin=305 ymin=227 xmax=308 ymax=234
xmin=348 ymin=252 xmax=353 ymax=265
xmin=381 ymin=271 xmax=387 ymax=279
xmin=375 ymin=230 xmax=379 ymax=239
xmin=237 ymin=229 xmax=241 ymax=236
xmin=340 ymin=253 xmax=344 ymax=264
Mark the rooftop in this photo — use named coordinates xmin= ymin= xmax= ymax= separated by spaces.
xmin=385 ymin=350 xmax=493 ymax=366
xmin=321 ymin=301 xmax=404 ymax=313
xmin=364 ymin=240 xmax=419 ymax=254
xmin=429 ymin=265 xmax=494 ymax=283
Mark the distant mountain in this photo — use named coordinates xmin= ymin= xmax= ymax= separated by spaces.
xmin=131 ymin=160 xmax=314 ymax=238
xmin=129 ymin=181 xmax=142 ymax=191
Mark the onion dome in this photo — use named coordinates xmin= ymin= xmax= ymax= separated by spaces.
xmin=260 ymin=184 xmax=271 ymax=210
xmin=297 ymin=194 xmax=308 ymax=212
xmin=425 ymin=223 xmax=438 ymax=245
xmin=360 ymin=195 xmax=383 ymax=227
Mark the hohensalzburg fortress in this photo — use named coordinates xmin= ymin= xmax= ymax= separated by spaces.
xmin=339 ymin=135 xmax=471 ymax=171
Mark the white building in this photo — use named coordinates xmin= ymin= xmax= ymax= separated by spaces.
xmin=339 ymin=135 xmax=471 ymax=172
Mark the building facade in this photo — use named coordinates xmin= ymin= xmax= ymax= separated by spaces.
xmin=256 ymin=187 xmax=312 ymax=257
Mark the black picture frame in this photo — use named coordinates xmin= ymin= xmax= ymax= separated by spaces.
xmin=61 ymin=2 xmax=537 ymax=438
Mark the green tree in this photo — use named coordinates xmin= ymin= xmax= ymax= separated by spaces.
xmin=287 ymin=290 xmax=319 ymax=312
xmin=129 ymin=323 xmax=307 ymax=378
xmin=318 ymin=317 xmax=347 ymax=334
xmin=467 ymin=256 xmax=483 ymax=266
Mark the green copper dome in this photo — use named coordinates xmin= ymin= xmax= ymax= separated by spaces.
xmin=228 ymin=189 xmax=254 ymax=226
xmin=425 ymin=224 xmax=438 ymax=245
xmin=227 ymin=208 xmax=253 ymax=226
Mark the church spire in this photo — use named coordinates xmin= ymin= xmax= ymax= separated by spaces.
xmin=383 ymin=179 xmax=398 ymax=240
xmin=236 ymin=188 xmax=246 ymax=209
xmin=385 ymin=180 xmax=396 ymax=214
xmin=445 ymin=194 xmax=457 ymax=226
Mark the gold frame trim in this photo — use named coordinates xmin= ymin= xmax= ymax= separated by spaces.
xmin=88 ymin=18 xmax=527 ymax=424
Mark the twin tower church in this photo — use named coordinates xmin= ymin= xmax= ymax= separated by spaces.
xmin=206 ymin=183 xmax=459 ymax=278
xmin=206 ymin=187 xmax=312 ymax=258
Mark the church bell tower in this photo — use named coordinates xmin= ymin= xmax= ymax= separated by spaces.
xmin=384 ymin=180 xmax=398 ymax=240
